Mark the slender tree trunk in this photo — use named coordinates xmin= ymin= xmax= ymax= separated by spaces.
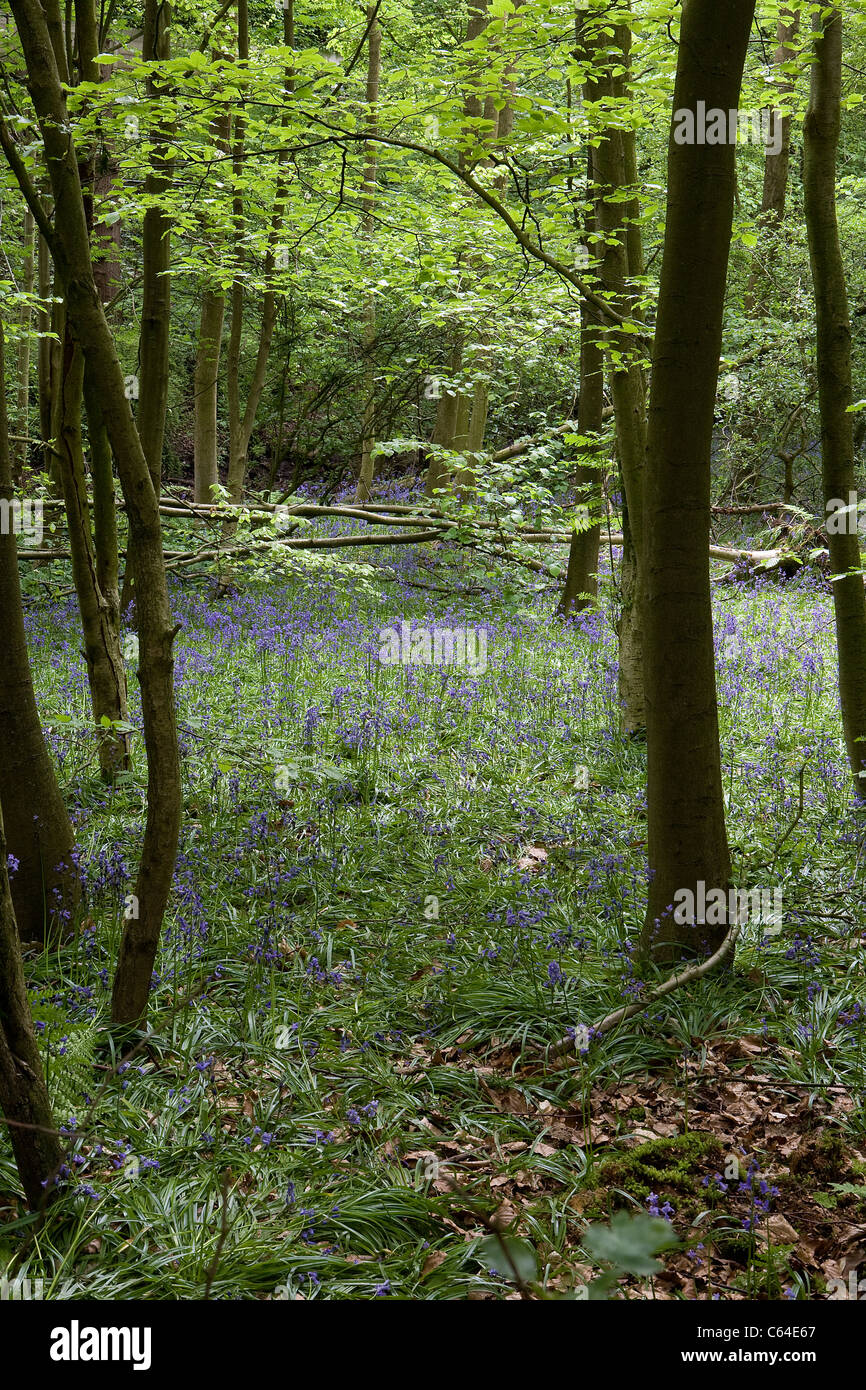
xmin=225 ymin=4 xmax=248 ymax=503
xmin=221 ymin=8 xmax=288 ymax=515
xmin=92 ymin=155 xmax=123 ymax=309
xmin=224 ymin=4 xmax=293 ymax=510
xmin=84 ymin=362 xmax=121 ymax=635
xmin=426 ymin=1 xmax=494 ymax=499
xmin=8 ymin=0 xmax=182 ymax=1028
xmin=453 ymin=338 xmax=490 ymax=499
xmin=120 ymin=0 xmax=173 ymax=615
xmin=452 ymin=385 xmax=471 ymax=453
xmin=0 ymin=320 xmax=80 ymax=945
xmin=744 ymin=11 xmax=799 ymax=315
xmin=426 ymin=336 xmax=462 ymax=496
xmin=12 ymin=209 xmax=35 ymax=481
xmin=37 ymin=230 xmax=52 ymax=459
xmin=803 ymin=7 xmax=866 ymax=797
xmin=137 ymin=0 xmax=173 ymax=492
xmin=557 ymin=299 xmax=604 ymax=617
xmin=191 ymin=70 xmax=231 ymax=504
xmin=46 ymin=294 xmax=64 ymax=492
xmin=558 ymin=70 xmax=603 ymax=620
xmin=0 ymin=798 xmax=63 ymax=1209
xmin=466 ymin=375 xmax=489 ymax=454
xmin=57 ymin=2 xmax=128 ymax=769
xmin=584 ymin=11 xmax=647 ymax=732
xmin=194 ymin=289 xmax=226 ymax=503
xmin=354 ymin=7 xmax=383 ymax=504
xmin=52 ymin=314 xmax=129 ymax=778
xmin=225 ymin=0 xmax=253 ymax=510
xmin=640 ymin=0 xmax=755 ymax=964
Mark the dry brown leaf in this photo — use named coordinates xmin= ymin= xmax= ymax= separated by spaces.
xmin=420 ymin=1251 xmax=448 ymax=1281
xmin=490 ymin=1200 xmax=519 ymax=1230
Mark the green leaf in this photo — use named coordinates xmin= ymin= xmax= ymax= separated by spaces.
xmin=583 ymin=1211 xmax=678 ymax=1277
xmin=478 ymin=1235 xmax=538 ymax=1284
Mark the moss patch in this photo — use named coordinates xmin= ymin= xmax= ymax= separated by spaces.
xmin=789 ymin=1129 xmax=848 ymax=1185
xmin=594 ymin=1132 xmax=723 ymax=1202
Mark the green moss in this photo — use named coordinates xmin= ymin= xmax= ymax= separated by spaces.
xmin=595 ymin=1132 xmax=723 ymax=1201
xmin=713 ymin=1231 xmax=753 ymax=1261
xmin=789 ymin=1129 xmax=847 ymax=1185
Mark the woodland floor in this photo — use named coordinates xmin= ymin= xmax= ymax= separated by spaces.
xmin=2 ymin=490 xmax=864 ymax=1300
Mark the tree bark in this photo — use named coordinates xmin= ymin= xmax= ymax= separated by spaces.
xmin=12 ymin=209 xmax=35 ymax=481
xmin=37 ymin=229 xmax=52 ymax=459
xmin=640 ymin=0 xmax=755 ymax=964
xmin=0 ymin=796 xmax=63 ymax=1209
xmin=223 ymin=0 xmax=288 ymax=512
xmin=744 ymin=11 xmax=799 ymax=315
xmin=583 ymin=11 xmax=647 ymax=732
xmin=120 ymin=0 xmax=173 ymax=615
xmin=7 ymin=0 xmax=182 ymax=1027
xmin=0 ymin=319 xmax=80 ymax=945
xmin=558 ymin=143 xmax=604 ymax=619
xmin=83 ymin=361 xmax=121 ymax=634
xmin=426 ymin=335 xmax=463 ymax=495
xmin=194 ymin=288 xmax=226 ymax=503
xmin=354 ymin=7 xmax=383 ymax=504
xmin=52 ymin=312 xmax=129 ymax=779
xmin=803 ymin=7 xmax=866 ymax=796
xmin=192 ymin=89 xmax=231 ymax=505
xmin=137 ymin=0 xmax=174 ymax=492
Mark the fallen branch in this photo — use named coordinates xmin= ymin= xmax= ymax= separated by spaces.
xmin=546 ymin=917 xmax=742 ymax=1066
xmin=711 ymin=501 xmax=807 ymax=516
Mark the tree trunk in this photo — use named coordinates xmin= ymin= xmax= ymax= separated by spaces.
xmin=803 ymin=7 xmax=866 ymax=796
xmin=640 ymin=0 xmax=755 ymax=964
xmin=354 ymin=7 xmax=383 ymax=504
xmin=83 ymin=360 xmax=121 ymax=635
xmin=557 ymin=303 xmax=604 ymax=617
xmin=192 ymin=93 xmax=230 ymax=506
xmin=0 ymin=797 xmax=63 ymax=1209
xmin=453 ymin=338 xmax=490 ymax=499
xmin=0 ymin=319 xmax=80 ymax=945
xmin=37 ymin=230 xmax=53 ymax=460
xmin=744 ymin=11 xmax=799 ymax=315
xmin=8 ymin=0 xmax=182 ymax=1028
xmin=584 ymin=12 xmax=647 ymax=732
xmin=46 ymin=294 xmax=64 ymax=492
xmin=120 ymin=0 xmax=173 ymax=616
xmin=194 ymin=289 xmax=226 ymax=503
xmin=224 ymin=4 xmax=292 ymax=510
xmin=52 ymin=313 xmax=129 ymax=779
xmin=426 ymin=336 xmax=463 ymax=496
xmin=137 ymin=0 xmax=173 ymax=492
xmin=12 ymin=209 xmax=35 ymax=481
xmin=426 ymin=1 xmax=496 ymax=501
xmin=558 ymin=68 xmax=603 ymax=621
xmin=92 ymin=156 xmax=123 ymax=309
